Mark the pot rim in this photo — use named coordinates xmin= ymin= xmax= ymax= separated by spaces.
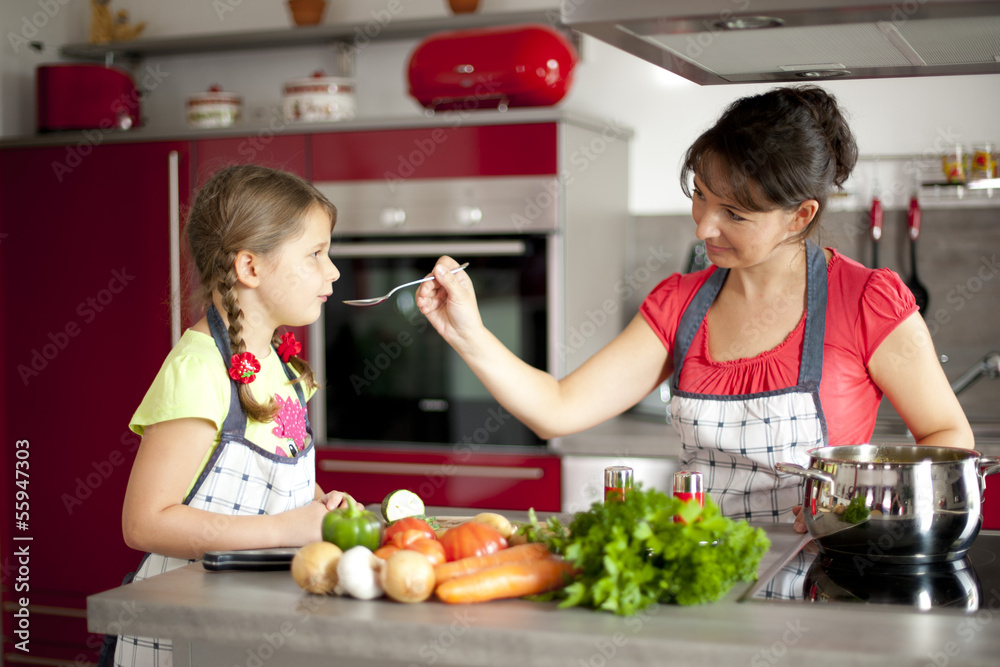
xmin=806 ymin=443 xmax=985 ymax=465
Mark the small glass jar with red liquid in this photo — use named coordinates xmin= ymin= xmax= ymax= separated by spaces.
xmin=604 ymin=466 xmax=633 ymax=503
xmin=673 ymin=470 xmax=704 ymax=523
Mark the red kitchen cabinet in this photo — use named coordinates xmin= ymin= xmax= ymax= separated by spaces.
xmin=984 ymin=476 xmax=999 ymax=530
xmin=311 ymin=123 xmax=558 ymax=180
xmin=316 ymin=447 xmax=561 ymax=512
xmin=0 ymin=140 xmax=191 ymax=666
xmin=194 ymin=133 xmax=309 ymax=187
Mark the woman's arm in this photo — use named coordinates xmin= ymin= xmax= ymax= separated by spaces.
xmin=867 ymin=312 xmax=974 ymax=449
xmin=122 ymin=418 xmax=335 ymax=560
xmin=416 ymin=258 xmax=672 ymax=438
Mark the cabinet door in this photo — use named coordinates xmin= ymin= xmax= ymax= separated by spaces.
xmin=312 ymin=123 xmax=558 ymax=181
xmin=194 ymin=134 xmax=309 ymax=187
xmin=985 ymin=478 xmax=999 ymax=530
xmin=0 ymin=140 xmax=191 ymax=665
xmin=316 ymin=447 xmax=561 ymax=512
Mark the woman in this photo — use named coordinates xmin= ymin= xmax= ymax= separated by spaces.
xmin=415 ymin=85 xmax=973 ymax=528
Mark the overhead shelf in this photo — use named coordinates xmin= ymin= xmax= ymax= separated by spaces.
xmin=920 ymin=178 xmax=1000 ymax=202
xmin=59 ymin=9 xmax=562 ymax=61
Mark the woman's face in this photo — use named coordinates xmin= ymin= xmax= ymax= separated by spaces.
xmin=690 ymin=174 xmax=812 ymax=270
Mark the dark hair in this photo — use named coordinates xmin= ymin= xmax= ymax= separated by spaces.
xmin=186 ymin=165 xmax=337 ymax=422
xmin=680 ymin=85 xmax=858 ymax=239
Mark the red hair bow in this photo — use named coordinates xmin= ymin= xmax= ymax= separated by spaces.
xmin=277 ymin=332 xmax=302 ymax=363
xmin=229 ymin=352 xmax=261 ymax=384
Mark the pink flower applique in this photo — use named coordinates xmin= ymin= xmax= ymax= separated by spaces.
xmin=272 ymin=393 xmax=308 ymax=452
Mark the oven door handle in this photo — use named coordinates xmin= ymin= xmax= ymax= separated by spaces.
xmin=329 ymin=240 xmax=527 ymax=258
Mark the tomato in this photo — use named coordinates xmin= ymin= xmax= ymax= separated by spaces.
xmin=439 ymin=521 xmax=507 ymax=561
xmin=382 ymin=517 xmax=436 ymax=546
xmin=405 ymin=538 xmax=446 ymax=566
xmin=374 ymin=544 xmax=401 ymax=560
xmin=389 ymin=529 xmax=432 ymax=549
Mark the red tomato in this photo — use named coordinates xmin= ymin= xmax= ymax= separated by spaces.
xmin=439 ymin=521 xmax=507 ymax=561
xmin=382 ymin=517 xmax=436 ymax=546
xmin=374 ymin=544 xmax=401 ymax=560
xmin=390 ymin=529 xmax=432 ymax=549
xmin=405 ymin=538 xmax=446 ymax=566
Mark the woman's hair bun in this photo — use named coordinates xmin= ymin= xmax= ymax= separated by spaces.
xmin=787 ymin=85 xmax=858 ymax=188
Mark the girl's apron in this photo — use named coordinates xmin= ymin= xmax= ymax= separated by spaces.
xmin=114 ymin=307 xmax=316 ymax=667
xmin=669 ymin=241 xmax=829 ymax=522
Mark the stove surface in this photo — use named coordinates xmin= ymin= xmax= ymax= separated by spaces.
xmin=743 ymin=530 xmax=1000 ymax=612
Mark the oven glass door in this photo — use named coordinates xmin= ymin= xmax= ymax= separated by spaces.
xmin=322 ymin=236 xmax=548 ymax=447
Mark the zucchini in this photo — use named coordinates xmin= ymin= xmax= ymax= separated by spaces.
xmin=380 ymin=489 xmax=425 ymax=523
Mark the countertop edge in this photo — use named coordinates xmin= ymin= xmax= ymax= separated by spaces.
xmin=86 ymin=526 xmax=1000 ymax=666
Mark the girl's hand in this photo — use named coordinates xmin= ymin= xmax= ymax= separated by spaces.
xmin=415 ymin=256 xmax=483 ymax=347
xmin=317 ymin=490 xmax=360 ymax=511
xmin=791 ymin=505 xmax=808 ymax=533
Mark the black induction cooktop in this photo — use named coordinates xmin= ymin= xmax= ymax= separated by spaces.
xmin=743 ymin=530 xmax=1000 ymax=612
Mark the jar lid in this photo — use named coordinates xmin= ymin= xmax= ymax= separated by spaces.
xmin=284 ymin=70 xmax=354 ymax=94
xmin=604 ymin=466 xmax=634 ymax=489
xmin=187 ymin=85 xmax=241 ymax=104
xmin=673 ymin=471 xmax=704 ymax=494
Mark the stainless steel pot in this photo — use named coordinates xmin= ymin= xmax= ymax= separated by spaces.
xmin=777 ymin=445 xmax=1000 ymax=565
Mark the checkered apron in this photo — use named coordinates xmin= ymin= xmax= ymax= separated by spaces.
xmin=669 ymin=241 xmax=829 ymax=523
xmin=114 ymin=307 xmax=315 ymax=667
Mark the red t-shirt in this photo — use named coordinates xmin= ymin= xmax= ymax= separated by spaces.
xmin=640 ymin=249 xmax=918 ymax=446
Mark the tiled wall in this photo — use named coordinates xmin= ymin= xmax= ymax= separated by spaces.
xmin=625 ymin=206 xmax=1000 ymax=426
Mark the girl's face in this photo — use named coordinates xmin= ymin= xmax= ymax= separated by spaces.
xmin=258 ymin=204 xmax=339 ymax=327
xmin=690 ymin=174 xmax=811 ymax=270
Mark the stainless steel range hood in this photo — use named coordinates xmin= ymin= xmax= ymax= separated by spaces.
xmin=561 ymin=0 xmax=1000 ymax=84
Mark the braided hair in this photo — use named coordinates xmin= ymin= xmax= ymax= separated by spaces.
xmin=186 ymin=165 xmax=337 ymax=422
xmin=680 ymin=85 xmax=858 ymax=242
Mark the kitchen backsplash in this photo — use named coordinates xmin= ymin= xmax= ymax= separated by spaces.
xmin=624 ymin=206 xmax=1000 ymax=425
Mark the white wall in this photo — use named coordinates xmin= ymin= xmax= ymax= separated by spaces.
xmin=3 ymin=0 xmax=999 ymax=213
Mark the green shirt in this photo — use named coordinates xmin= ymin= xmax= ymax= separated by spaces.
xmin=130 ymin=329 xmax=315 ymax=495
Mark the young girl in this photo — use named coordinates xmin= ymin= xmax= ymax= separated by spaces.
xmin=416 ymin=85 xmax=973 ymax=527
xmin=113 ymin=165 xmax=350 ymax=666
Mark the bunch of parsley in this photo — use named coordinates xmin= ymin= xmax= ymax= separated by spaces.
xmin=520 ymin=485 xmax=770 ymax=615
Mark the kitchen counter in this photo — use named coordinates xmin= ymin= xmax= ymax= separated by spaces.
xmin=88 ymin=520 xmax=1000 ymax=667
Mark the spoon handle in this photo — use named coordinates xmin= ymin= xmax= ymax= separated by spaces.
xmin=397 ymin=262 xmax=469 ymax=291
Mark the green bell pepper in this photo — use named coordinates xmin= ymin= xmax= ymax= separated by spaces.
xmin=321 ymin=498 xmax=382 ymax=552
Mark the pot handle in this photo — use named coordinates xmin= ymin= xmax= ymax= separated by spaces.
xmin=775 ymin=462 xmax=836 ymax=485
xmin=979 ymin=456 xmax=1000 ymax=479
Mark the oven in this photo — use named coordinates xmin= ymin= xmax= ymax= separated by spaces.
xmin=311 ymin=176 xmax=566 ymax=449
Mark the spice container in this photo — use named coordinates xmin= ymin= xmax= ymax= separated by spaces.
xmin=604 ymin=466 xmax=633 ymax=503
xmin=186 ymin=85 xmax=242 ymax=129
xmin=282 ymin=70 xmax=356 ymax=123
xmin=971 ymin=143 xmax=995 ymax=180
xmin=673 ymin=471 xmax=704 ymax=523
xmin=941 ymin=144 xmax=967 ymax=183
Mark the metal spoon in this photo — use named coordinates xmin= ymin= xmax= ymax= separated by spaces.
xmin=342 ymin=262 xmax=469 ymax=307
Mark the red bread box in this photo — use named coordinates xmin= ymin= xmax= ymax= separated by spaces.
xmin=407 ymin=24 xmax=578 ymax=112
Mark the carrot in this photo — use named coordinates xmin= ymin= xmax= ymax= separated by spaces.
xmin=433 ymin=543 xmax=551 ymax=584
xmin=435 ymin=559 xmax=577 ymax=604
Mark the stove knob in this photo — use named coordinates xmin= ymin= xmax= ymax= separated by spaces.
xmin=456 ymin=206 xmax=483 ymax=227
xmin=379 ymin=207 xmax=406 ymax=228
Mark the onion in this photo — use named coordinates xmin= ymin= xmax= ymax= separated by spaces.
xmin=336 ymin=546 xmax=385 ymax=600
xmin=291 ymin=541 xmax=343 ymax=595
xmin=381 ymin=549 xmax=437 ymax=603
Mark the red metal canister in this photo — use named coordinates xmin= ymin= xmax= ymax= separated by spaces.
xmin=604 ymin=466 xmax=633 ymax=503
xmin=673 ymin=471 xmax=704 ymax=523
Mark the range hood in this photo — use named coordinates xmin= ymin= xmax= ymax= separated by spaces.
xmin=561 ymin=0 xmax=1000 ymax=84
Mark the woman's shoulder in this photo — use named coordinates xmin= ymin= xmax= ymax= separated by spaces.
xmin=644 ymin=266 xmax=717 ymax=308
xmin=827 ymin=248 xmax=915 ymax=308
